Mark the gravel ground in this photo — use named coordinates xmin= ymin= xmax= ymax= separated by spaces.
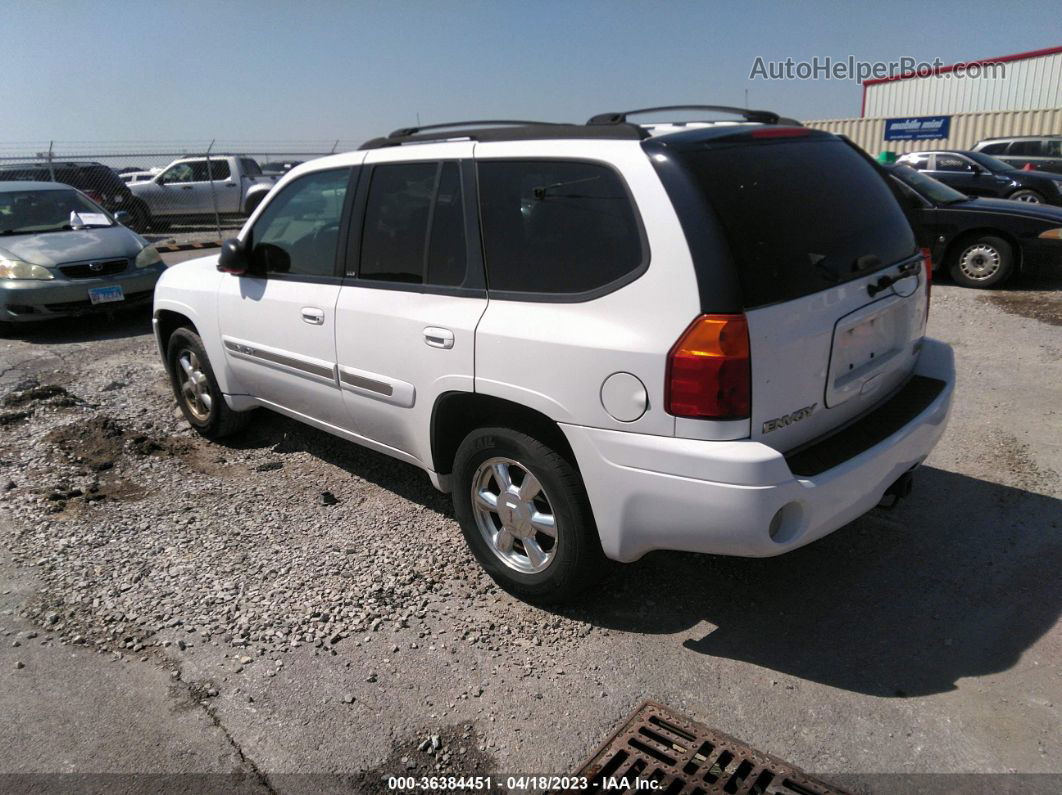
xmin=0 ymin=260 xmax=1060 ymax=793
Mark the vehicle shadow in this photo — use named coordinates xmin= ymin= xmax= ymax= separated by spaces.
xmin=1 ymin=307 xmax=153 ymax=344
xmin=569 ymin=466 xmax=1061 ymax=698
xmin=215 ymin=413 xmax=1061 ymax=699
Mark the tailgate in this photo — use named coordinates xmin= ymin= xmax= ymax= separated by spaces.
xmin=747 ymin=258 xmax=927 ymax=451
xmin=663 ymin=132 xmax=927 ymax=452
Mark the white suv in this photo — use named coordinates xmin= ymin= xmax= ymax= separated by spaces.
xmin=153 ymin=107 xmax=955 ymax=602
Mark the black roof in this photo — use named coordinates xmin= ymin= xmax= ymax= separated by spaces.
xmin=0 ymin=161 xmax=109 ymax=170
xmin=360 ymin=120 xmax=647 ymax=150
xmin=359 ymin=106 xmax=799 ymax=149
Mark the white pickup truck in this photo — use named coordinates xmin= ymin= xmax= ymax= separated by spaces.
xmin=129 ymin=156 xmax=277 ymax=230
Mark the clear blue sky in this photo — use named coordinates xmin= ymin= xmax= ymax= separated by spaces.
xmin=3 ymin=0 xmax=1059 ymax=144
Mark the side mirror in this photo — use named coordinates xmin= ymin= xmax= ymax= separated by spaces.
xmin=113 ymin=210 xmax=131 ymax=226
xmin=217 ymin=238 xmax=250 ymax=275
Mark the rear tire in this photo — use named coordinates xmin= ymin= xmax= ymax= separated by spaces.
xmin=1008 ymin=189 xmax=1044 ymax=203
xmin=452 ymin=427 xmax=608 ymax=603
xmin=126 ymin=201 xmax=151 ymax=233
xmin=948 ymin=235 xmax=1015 ymax=289
xmin=166 ymin=327 xmax=250 ymax=439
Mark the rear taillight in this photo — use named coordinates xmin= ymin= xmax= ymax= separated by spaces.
xmin=921 ymin=247 xmax=932 ymax=321
xmin=666 ymin=314 xmax=751 ymax=419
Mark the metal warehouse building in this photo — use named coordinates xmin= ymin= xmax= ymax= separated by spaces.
xmin=806 ymin=46 xmax=1062 ymax=155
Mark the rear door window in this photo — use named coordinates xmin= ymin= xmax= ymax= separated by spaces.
xmin=978 ymin=142 xmax=1008 ymax=155
xmin=208 ymin=160 xmax=231 ymax=180
xmin=1009 ymin=140 xmax=1041 ymax=156
xmin=673 ymin=138 xmax=916 ymax=307
xmin=357 ymin=161 xmax=469 ymax=287
xmin=476 ymin=160 xmax=645 ymax=296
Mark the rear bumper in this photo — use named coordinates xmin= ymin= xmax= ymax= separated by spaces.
xmin=0 ymin=264 xmax=165 ymax=323
xmin=561 ymin=337 xmax=955 ymax=563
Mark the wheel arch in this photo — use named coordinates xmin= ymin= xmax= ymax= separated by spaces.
xmin=943 ymin=227 xmax=1024 ymax=273
xmin=430 ymin=392 xmax=577 ymax=477
xmin=154 ymin=308 xmax=198 ymax=369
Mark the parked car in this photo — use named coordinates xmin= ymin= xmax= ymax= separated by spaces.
xmin=0 ymin=181 xmax=166 ymax=332
xmin=128 ymin=156 xmax=276 ymax=230
xmin=885 ymin=163 xmax=1062 ymax=288
xmin=973 ymin=136 xmax=1062 ymax=175
xmin=260 ymin=160 xmax=303 ymax=176
xmin=0 ymin=161 xmax=152 ymax=232
xmin=896 ymin=150 xmax=1062 ymax=206
xmin=152 ymin=109 xmax=954 ymax=602
xmin=117 ymin=166 xmax=147 ymax=175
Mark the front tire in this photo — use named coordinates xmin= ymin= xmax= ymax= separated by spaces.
xmin=452 ymin=427 xmax=607 ymax=603
xmin=166 ymin=327 xmax=250 ymax=439
xmin=948 ymin=235 xmax=1015 ymax=288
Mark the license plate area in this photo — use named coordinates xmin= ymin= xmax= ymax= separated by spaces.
xmin=88 ymin=285 xmax=125 ymax=305
xmin=826 ymin=295 xmax=914 ymax=408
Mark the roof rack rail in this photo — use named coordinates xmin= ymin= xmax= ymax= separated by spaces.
xmin=588 ymin=105 xmax=782 ymax=126
xmin=386 ymin=119 xmax=566 ymax=139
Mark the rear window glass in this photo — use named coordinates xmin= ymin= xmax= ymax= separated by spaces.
xmin=678 ymin=139 xmax=916 ymax=307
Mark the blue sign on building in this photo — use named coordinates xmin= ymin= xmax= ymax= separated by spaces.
xmin=884 ymin=116 xmax=951 ymax=141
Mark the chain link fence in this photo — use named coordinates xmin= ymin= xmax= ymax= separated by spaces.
xmin=0 ymin=140 xmax=360 ymax=246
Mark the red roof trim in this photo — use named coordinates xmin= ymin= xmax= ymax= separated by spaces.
xmin=862 ymin=44 xmax=1062 ymax=87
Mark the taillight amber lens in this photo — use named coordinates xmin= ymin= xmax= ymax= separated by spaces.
xmin=666 ymin=314 xmax=751 ymax=419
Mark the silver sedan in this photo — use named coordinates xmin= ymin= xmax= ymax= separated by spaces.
xmin=0 ymin=181 xmax=167 ymax=332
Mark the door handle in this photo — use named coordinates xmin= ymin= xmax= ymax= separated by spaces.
xmin=179 ymin=185 xmax=193 ymax=190
xmin=423 ymin=326 xmax=454 ymax=349
xmin=301 ymin=307 xmax=325 ymax=325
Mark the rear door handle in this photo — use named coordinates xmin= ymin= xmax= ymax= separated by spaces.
xmin=423 ymin=326 xmax=454 ymax=349
xmin=179 ymin=185 xmax=193 ymax=190
xmin=301 ymin=307 xmax=325 ymax=325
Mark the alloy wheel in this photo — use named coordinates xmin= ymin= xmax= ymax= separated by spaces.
xmin=177 ymin=349 xmax=212 ymax=421
xmin=470 ymin=457 xmax=558 ymax=574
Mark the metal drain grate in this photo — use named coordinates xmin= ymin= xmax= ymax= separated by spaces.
xmin=556 ymin=701 xmax=848 ymax=795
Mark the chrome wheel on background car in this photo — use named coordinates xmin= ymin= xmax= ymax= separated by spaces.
xmin=948 ymin=234 xmax=1015 ymax=289
xmin=957 ymin=243 xmax=1002 ymax=282
xmin=177 ymin=349 xmax=212 ymax=421
xmin=1009 ymin=189 xmax=1043 ymax=203
xmin=471 ymin=456 xmax=558 ymax=574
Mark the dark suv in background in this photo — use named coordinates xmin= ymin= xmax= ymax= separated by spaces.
xmin=0 ymin=161 xmax=151 ymax=231
xmin=973 ymin=136 xmax=1062 ymax=175
xmin=896 ymin=150 xmax=1062 ymax=206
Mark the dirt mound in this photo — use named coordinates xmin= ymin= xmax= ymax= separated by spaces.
xmin=46 ymin=416 xmax=127 ymax=471
xmin=3 ymin=381 xmax=83 ymax=409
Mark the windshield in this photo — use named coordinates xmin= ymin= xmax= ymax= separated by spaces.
xmin=891 ymin=164 xmax=968 ymax=204
xmin=0 ymin=189 xmax=110 ymax=235
xmin=966 ymin=151 xmax=1014 ymax=172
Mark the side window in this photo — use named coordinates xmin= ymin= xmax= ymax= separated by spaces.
xmin=935 ymin=154 xmax=972 ymax=172
xmin=1009 ymin=140 xmax=1040 ymax=156
xmin=1044 ymin=140 xmax=1062 ymax=158
xmin=162 ymin=163 xmax=195 ymax=183
xmin=241 ymin=158 xmax=263 ymax=177
xmin=979 ymin=142 xmax=1008 ymax=155
xmin=208 ymin=160 xmax=231 ymax=180
xmin=250 ymin=168 xmax=350 ymax=278
xmin=358 ymin=161 xmax=467 ymax=287
xmin=477 ymin=160 xmax=644 ymax=295
xmin=904 ymin=154 xmax=931 ymax=170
